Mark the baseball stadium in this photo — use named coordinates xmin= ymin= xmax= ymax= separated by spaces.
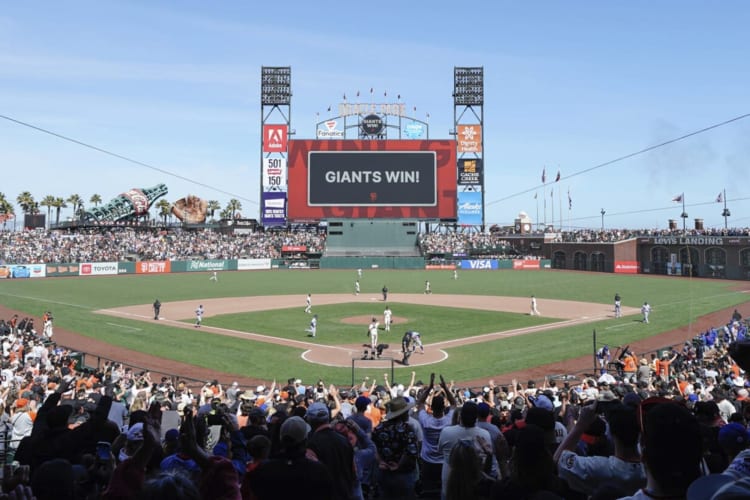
xmin=2 ymin=65 xmax=750 ymax=499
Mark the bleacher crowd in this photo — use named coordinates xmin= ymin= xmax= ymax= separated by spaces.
xmin=0 ymin=229 xmax=326 ymax=264
xmin=1 ymin=307 xmax=750 ymax=499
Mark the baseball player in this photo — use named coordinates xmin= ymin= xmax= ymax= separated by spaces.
xmin=383 ymin=306 xmax=392 ymax=332
xmin=530 ymin=295 xmax=540 ymax=316
xmin=614 ymin=293 xmax=622 ymax=318
xmin=355 ymin=280 xmax=360 ymax=296
xmin=401 ymin=331 xmax=413 ymax=366
xmin=153 ymin=300 xmax=161 ymax=320
xmin=453 ymin=269 xmax=458 ymax=280
xmin=368 ymin=317 xmax=379 ymax=349
xmin=42 ymin=311 xmax=54 ymax=339
xmin=641 ymin=302 xmax=651 ymax=324
xmin=304 ymin=294 xmax=312 ymax=314
xmin=357 ymin=268 xmax=363 ymax=279
xmin=424 ymin=280 xmax=432 ymax=294
xmin=195 ymin=305 xmax=204 ymax=328
xmin=408 ymin=330 xmax=424 ymax=354
xmin=306 ymin=314 xmax=318 ymax=338
xmin=209 ymin=271 xmax=218 ymax=282
xmin=382 ymin=285 xmax=388 ymax=302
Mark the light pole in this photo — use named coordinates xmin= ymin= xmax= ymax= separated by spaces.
xmin=600 ymin=208 xmax=605 ymax=231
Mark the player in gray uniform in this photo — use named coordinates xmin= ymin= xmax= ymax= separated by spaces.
xmin=614 ymin=293 xmax=622 ymax=318
xmin=368 ymin=317 xmax=379 ymax=349
xmin=641 ymin=302 xmax=651 ymax=324
xmin=408 ymin=330 xmax=424 ymax=354
xmin=306 ymin=314 xmax=318 ymax=338
xmin=383 ymin=306 xmax=392 ymax=332
xmin=195 ymin=305 xmax=204 ymax=328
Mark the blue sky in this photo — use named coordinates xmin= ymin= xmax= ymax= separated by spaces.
xmin=1 ymin=1 xmax=748 ymax=230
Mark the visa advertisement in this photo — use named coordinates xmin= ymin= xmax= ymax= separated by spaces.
xmin=457 ymin=191 xmax=482 ymax=226
xmin=460 ymin=259 xmax=499 ymax=270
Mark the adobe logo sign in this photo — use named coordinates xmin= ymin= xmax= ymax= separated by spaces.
xmin=263 ymin=125 xmax=288 ymax=152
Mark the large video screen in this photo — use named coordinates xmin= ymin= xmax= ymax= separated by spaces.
xmin=288 ymin=140 xmax=456 ymax=219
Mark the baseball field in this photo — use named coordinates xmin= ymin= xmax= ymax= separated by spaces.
xmin=0 ymin=269 xmax=747 ymax=386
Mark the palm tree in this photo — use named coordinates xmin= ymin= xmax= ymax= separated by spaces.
xmin=90 ymin=193 xmax=102 ymax=207
xmin=40 ymin=195 xmax=56 ymax=228
xmin=219 ymin=207 xmax=233 ymax=220
xmin=0 ymin=198 xmax=14 ymax=230
xmin=67 ymin=194 xmax=83 ymax=219
xmin=207 ymin=200 xmax=221 ymax=220
xmin=226 ymin=199 xmax=242 ymax=219
xmin=16 ymin=191 xmax=35 ymax=215
xmin=51 ymin=197 xmax=67 ymax=225
xmin=156 ymin=199 xmax=171 ymax=225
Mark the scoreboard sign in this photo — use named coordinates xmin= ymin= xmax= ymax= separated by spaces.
xmin=458 ymin=158 xmax=482 ymax=185
xmin=308 ymin=151 xmax=436 ymax=206
xmin=287 ymin=139 xmax=457 ymax=219
xmin=263 ymin=157 xmax=287 ymax=190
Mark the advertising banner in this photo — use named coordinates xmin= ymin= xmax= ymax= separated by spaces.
xmin=512 ymin=260 xmax=541 ymax=270
xmin=460 ymin=259 xmax=498 ymax=270
xmin=118 ymin=262 xmax=135 ymax=274
xmin=316 ymin=120 xmax=345 ymax=139
xmin=136 ymin=261 xmax=171 ymax=274
xmin=457 ymin=191 xmax=482 ymax=226
xmin=186 ymin=260 xmax=231 ymax=272
xmin=80 ymin=262 xmax=119 ymax=276
xmin=262 ymin=157 xmax=287 ymax=190
xmin=614 ymin=261 xmax=640 ymax=274
xmin=308 ymin=151 xmax=436 ymax=206
xmin=261 ymin=192 xmax=287 ymax=227
xmin=458 ymin=158 xmax=483 ymax=185
xmin=457 ymin=125 xmax=482 ymax=153
xmin=262 ymin=124 xmax=288 ymax=152
xmin=237 ymin=259 xmax=272 ymax=270
xmin=282 ymin=245 xmax=307 ymax=253
xmin=425 ymin=263 xmax=456 ymax=270
xmin=45 ymin=263 xmax=80 ymax=277
xmin=287 ymin=139 xmax=457 ymax=220
xmin=4 ymin=264 xmax=44 ymax=279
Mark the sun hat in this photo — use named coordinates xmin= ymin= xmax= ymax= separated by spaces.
xmin=385 ymin=396 xmax=415 ymax=420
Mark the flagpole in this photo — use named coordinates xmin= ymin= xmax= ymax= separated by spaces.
xmin=542 ymin=167 xmax=547 ymax=229
xmin=722 ymin=188 xmax=729 ymax=229
xmin=551 ymin=187 xmax=554 ymax=231
xmin=535 ymin=193 xmax=539 ymax=232
xmin=682 ymin=195 xmax=687 ymax=234
xmin=558 ymin=188 xmax=562 ymax=232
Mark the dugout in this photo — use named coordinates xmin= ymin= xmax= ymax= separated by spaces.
xmin=324 ymin=219 xmax=420 ymax=257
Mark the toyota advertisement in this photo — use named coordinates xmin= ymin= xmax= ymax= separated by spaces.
xmin=287 ymin=140 xmax=457 ymax=220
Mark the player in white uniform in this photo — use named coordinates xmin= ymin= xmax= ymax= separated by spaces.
xmin=209 ymin=271 xmax=218 ymax=282
xmin=305 ymin=294 xmax=312 ymax=314
xmin=383 ymin=306 xmax=392 ymax=332
xmin=195 ymin=305 xmax=204 ymax=328
xmin=306 ymin=314 xmax=318 ymax=338
xmin=641 ymin=302 xmax=651 ymax=324
xmin=530 ymin=295 xmax=540 ymax=316
xmin=357 ymin=268 xmax=363 ymax=279
xmin=424 ymin=280 xmax=432 ymax=294
xmin=355 ymin=280 xmax=360 ymax=296
xmin=453 ymin=269 xmax=458 ymax=280
xmin=368 ymin=317 xmax=379 ymax=349
xmin=596 ymin=345 xmax=611 ymax=372
xmin=408 ymin=330 xmax=424 ymax=353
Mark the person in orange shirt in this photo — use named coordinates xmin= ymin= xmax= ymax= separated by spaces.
xmin=621 ymin=350 xmax=638 ymax=379
xmin=655 ymin=351 xmax=679 ymax=381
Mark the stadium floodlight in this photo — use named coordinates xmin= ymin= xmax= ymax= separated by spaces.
xmin=454 ymin=67 xmax=484 ymax=106
xmin=261 ymin=67 xmax=292 ymax=105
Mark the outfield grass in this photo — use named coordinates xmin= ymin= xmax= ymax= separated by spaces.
xmin=0 ymin=269 xmax=745 ymax=384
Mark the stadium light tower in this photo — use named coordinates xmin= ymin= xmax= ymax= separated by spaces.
xmin=260 ymin=67 xmax=292 ymax=227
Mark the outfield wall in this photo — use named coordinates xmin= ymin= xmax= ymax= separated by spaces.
xmin=4 ymin=257 xmax=557 ymax=278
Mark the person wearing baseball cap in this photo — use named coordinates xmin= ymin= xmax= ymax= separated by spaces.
xmin=242 ymin=416 xmax=334 ymax=500
xmin=305 ymin=402 xmax=357 ymax=500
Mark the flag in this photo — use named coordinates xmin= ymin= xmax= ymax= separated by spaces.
xmin=568 ymin=189 xmax=572 ymax=210
xmin=541 ymin=167 xmax=546 ymax=183
xmin=384 ymin=91 xmax=387 ymax=97
xmin=327 ymin=105 xmax=331 ymax=112
xmin=370 ymin=87 xmax=373 ymax=94
xmin=672 ymin=193 xmax=683 ymax=203
xmin=343 ymin=93 xmax=346 ymax=101
xmin=356 ymin=90 xmax=360 ymax=97
xmin=397 ymin=94 xmax=401 ymax=100
xmin=716 ymin=192 xmax=723 ymax=203
xmin=534 ymin=192 xmax=537 ymax=200
xmin=555 ymin=170 xmax=561 ymax=182
xmin=550 ymin=188 xmax=554 ymax=198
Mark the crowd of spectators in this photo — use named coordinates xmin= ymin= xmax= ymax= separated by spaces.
xmin=0 ymin=229 xmax=326 ymax=264
xmin=1 ymin=307 xmax=750 ymax=498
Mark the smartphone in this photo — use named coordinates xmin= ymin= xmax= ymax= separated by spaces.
xmin=96 ymin=441 xmax=111 ymax=461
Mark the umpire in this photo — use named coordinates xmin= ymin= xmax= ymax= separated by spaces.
xmin=153 ymin=299 xmax=161 ymax=320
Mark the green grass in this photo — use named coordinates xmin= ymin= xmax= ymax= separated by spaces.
xmin=0 ymin=269 xmax=745 ymax=385
xmin=206 ymin=303 xmax=556 ymax=344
